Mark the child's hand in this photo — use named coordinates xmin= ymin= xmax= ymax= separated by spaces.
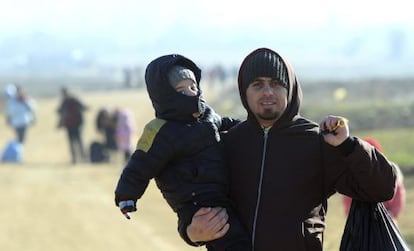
xmin=118 ymin=200 xmax=137 ymax=220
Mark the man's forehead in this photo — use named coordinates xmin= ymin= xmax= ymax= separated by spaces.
xmin=254 ymin=77 xmax=272 ymax=80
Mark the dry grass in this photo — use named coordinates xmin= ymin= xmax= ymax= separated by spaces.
xmin=0 ymin=88 xmax=412 ymax=250
xmin=0 ymin=89 xmax=195 ymax=251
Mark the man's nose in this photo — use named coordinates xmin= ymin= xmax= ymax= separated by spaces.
xmin=262 ymin=84 xmax=275 ymax=95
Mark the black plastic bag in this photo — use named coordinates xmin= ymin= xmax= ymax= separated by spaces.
xmin=340 ymin=199 xmax=410 ymax=251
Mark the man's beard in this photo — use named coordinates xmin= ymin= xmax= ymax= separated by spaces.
xmin=257 ymin=109 xmax=281 ymax=122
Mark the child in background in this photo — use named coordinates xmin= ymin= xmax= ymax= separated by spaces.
xmin=342 ymin=137 xmax=406 ymax=223
xmin=114 ymin=108 xmax=135 ymax=162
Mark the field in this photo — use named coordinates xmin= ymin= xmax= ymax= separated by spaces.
xmin=0 ymin=86 xmax=413 ymax=250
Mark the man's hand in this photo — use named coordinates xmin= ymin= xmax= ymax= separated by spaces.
xmin=118 ymin=200 xmax=137 ymax=220
xmin=320 ymin=115 xmax=349 ymax=146
xmin=187 ymin=207 xmax=229 ymax=243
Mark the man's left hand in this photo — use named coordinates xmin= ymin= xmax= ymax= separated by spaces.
xmin=320 ymin=115 xmax=349 ymax=146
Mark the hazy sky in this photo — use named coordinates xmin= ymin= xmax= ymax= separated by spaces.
xmin=1 ymin=0 xmax=411 ymax=31
xmin=1 ymin=0 xmax=413 ymax=73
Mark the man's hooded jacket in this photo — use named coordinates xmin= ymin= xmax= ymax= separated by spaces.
xmin=220 ymin=48 xmax=397 ymax=251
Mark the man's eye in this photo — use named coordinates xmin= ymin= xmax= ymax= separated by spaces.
xmin=270 ymin=80 xmax=280 ymax=85
xmin=251 ymin=82 xmax=262 ymax=88
xmin=271 ymin=80 xmax=287 ymax=88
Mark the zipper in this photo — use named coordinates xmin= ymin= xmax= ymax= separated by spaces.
xmin=251 ymin=128 xmax=269 ymax=250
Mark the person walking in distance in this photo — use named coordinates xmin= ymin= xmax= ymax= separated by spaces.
xmin=57 ymin=87 xmax=87 ymax=164
xmin=5 ymin=84 xmax=36 ymax=144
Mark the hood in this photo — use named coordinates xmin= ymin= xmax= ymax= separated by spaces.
xmin=145 ymin=54 xmax=206 ymax=122
xmin=237 ymin=48 xmax=303 ymax=128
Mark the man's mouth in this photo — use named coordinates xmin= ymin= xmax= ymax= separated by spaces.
xmin=260 ymin=100 xmax=276 ymax=106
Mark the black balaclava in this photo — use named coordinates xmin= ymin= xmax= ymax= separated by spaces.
xmin=145 ymin=54 xmax=206 ymax=123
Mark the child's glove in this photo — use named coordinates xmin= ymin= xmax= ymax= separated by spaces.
xmin=117 ymin=200 xmax=137 ymax=220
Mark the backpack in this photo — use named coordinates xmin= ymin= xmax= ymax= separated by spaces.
xmin=89 ymin=141 xmax=109 ymax=163
xmin=1 ymin=140 xmax=23 ymax=163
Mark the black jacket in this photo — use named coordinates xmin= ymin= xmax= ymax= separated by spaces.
xmin=115 ymin=107 xmax=239 ymax=211
xmin=114 ymin=54 xmax=240 ymax=211
xmin=222 ymin=48 xmax=397 ymax=251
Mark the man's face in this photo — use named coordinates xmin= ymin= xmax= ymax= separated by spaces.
xmin=246 ymin=77 xmax=288 ymax=127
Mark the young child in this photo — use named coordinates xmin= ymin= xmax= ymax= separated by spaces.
xmin=114 ymin=108 xmax=135 ymax=162
xmin=342 ymin=137 xmax=406 ymax=224
xmin=114 ymin=54 xmax=251 ymax=250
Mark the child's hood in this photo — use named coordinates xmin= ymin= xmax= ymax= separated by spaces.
xmin=144 ymin=54 xmax=205 ymax=122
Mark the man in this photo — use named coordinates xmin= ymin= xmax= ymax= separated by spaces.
xmin=57 ymin=87 xmax=87 ymax=164
xmin=181 ymin=48 xmax=397 ymax=250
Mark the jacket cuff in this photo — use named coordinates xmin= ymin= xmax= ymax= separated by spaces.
xmin=336 ymin=137 xmax=356 ymax=156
